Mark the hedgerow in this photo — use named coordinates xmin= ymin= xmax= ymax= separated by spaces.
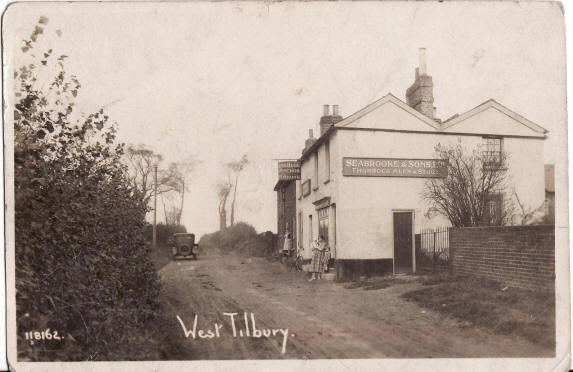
xmin=144 ymin=223 xmax=187 ymax=245
xmin=14 ymin=17 xmax=163 ymax=360
xmin=199 ymin=222 xmax=273 ymax=257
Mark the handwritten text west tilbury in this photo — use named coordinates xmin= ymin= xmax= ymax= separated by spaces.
xmin=176 ymin=313 xmax=291 ymax=354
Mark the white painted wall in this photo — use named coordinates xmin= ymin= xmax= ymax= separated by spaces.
xmin=442 ymin=106 xmax=546 ymax=137
xmin=295 ymin=98 xmax=546 ymax=262
xmin=297 ymin=134 xmax=339 ymax=261
xmin=344 ymin=99 xmax=438 ymax=132
xmin=504 ymin=137 xmax=546 ymax=221
xmin=335 ymin=130 xmax=545 ymax=259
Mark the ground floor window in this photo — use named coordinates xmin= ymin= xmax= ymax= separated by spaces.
xmin=483 ymin=193 xmax=503 ymax=225
xmin=298 ymin=211 xmax=303 ymax=248
xmin=308 ymin=215 xmax=313 ymax=248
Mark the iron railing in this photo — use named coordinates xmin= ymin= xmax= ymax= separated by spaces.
xmin=415 ymin=227 xmax=450 ymax=272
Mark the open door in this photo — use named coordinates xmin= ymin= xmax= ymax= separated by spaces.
xmin=393 ymin=212 xmax=413 ymax=273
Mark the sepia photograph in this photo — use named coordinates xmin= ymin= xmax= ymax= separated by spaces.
xmin=3 ymin=1 xmax=570 ymax=371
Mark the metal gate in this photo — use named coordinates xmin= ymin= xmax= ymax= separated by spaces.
xmin=415 ymin=227 xmax=450 ymax=272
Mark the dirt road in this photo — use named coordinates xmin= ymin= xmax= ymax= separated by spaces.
xmin=158 ymin=252 xmax=551 ymax=360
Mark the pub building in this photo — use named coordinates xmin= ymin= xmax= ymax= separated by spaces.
xmin=274 ymin=163 xmax=298 ymax=252
xmin=276 ymin=48 xmax=548 ymax=281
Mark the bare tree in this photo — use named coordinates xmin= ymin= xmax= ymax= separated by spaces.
xmin=124 ymin=144 xmax=174 ymax=207
xmin=512 ymin=188 xmax=549 ymax=225
xmin=217 ymin=179 xmax=232 ymax=231
xmin=162 ymin=159 xmax=197 ymax=225
xmin=422 ymin=141 xmax=512 ymax=227
xmin=162 ymin=193 xmax=180 ymax=225
xmin=226 ymin=154 xmax=249 ymax=226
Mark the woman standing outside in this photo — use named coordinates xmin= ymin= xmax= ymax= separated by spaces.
xmin=309 ymin=235 xmax=327 ymax=281
xmin=282 ymin=229 xmax=292 ymax=255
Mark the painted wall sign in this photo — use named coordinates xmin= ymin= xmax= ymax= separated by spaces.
xmin=342 ymin=157 xmax=448 ymax=178
xmin=302 ymin=179 xmax=311 ymax=197
xmin=278 ymin=161 xmax=301 ymax=180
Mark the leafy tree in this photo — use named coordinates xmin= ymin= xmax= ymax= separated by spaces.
xmin=14 ymin=17 xmax=161 ymax=360
xmin=422 ymin=141 xmax=513 ymax=227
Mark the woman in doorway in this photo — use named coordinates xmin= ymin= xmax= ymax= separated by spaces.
xmin=309 ymin=235 xmax=327 ymax=281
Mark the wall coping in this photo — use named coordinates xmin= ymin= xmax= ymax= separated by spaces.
xmin=450 ymin=225 xmax=554 ymax=231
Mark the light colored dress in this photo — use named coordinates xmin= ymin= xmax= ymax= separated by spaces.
xmin=282 ymin=232 xmax=292 ymax=253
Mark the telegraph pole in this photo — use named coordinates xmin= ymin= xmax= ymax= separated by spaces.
xmin=153 ymin=164 xmax=158 ymax=249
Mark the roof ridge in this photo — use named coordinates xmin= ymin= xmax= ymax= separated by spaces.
xmin=335 ymin=93 xmax=440 ymax=130
xmin=441 ymin=99 xmax=548 ymax=134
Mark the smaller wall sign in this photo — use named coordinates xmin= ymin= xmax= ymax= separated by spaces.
xmin=278 ymin=161 xmax=301 ymax=180
xmin=342 ymin=157 xmax=448 ymax=178
xmin=302 ymin=179 xmax=311 ymax=197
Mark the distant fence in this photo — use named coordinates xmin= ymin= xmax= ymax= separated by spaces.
xmin=450 ymin=225 xmax=555 ymax=290
xmin=415 ymin=227 xmax=450 ymax=272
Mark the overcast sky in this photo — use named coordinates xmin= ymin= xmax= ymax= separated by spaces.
xmin=4 ymin=1 xmax=566 ymax=237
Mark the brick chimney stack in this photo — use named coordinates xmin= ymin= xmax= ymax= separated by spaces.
xmin=303 ymin=129 xmax=317 ymax=154
xmin=319 ymin=104 xmax=343 ymax=135
xmin=406 ymin=48 xmax=435 ymax=119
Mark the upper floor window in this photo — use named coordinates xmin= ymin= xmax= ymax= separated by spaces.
xmin=313 ymin=152 xmax=319 ymax=190
xmin=482 ymin=136 xmax=503 ymax=168
xmin=301 ymin=179 xmax=311 ymax=198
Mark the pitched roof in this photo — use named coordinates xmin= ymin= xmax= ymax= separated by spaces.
xmin=335 ymin=93 xmax=441 ymax=130
xmin=299 ymin=95 xmax=548 ymax=162
xmin=441 ymin=99 xmax=548 ymax=134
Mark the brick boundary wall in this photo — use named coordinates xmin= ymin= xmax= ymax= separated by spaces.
xmin=450 ymin=225 xmax=555 ymax=290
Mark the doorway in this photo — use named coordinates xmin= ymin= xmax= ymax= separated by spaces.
xmin=393 ymin=211 xmax=413 ymax=273
xmin=308 ymin=215 xmax=313 ymax=248
xmin=318 ymin=207 xmax=329 ymax=243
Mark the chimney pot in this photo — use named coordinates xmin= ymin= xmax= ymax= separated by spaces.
xmin=406 ymin=48 xmax=434 ymax=119
xmin=333 ymin=104 xmax=339 ymax=116
xmin=309 ymin=129 xmax=314 ymax=138
xmin=323 ymin=104 xmax=329 ymax=116
xmin=419 ymin=48 xmax=427 ymax=75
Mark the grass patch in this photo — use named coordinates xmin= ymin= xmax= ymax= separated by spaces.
xmin=149 ymin=242 xmax=173 ymax=270
xmin=418 ymin=272 xmax=451 ymax=286
xmin=344 ymin=277 xmax=408 ymax=290
xmin=402 ymin=274 xmax=555 ymax=349
xmin=144 ymin=291 xmax=193 ymax=360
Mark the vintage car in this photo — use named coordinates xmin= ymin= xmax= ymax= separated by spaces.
xmin=170 ymin=233 xmax=199 ymax=260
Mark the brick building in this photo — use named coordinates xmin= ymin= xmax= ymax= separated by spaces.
xmin=274 ymin=175 xmax=297 ymax=252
